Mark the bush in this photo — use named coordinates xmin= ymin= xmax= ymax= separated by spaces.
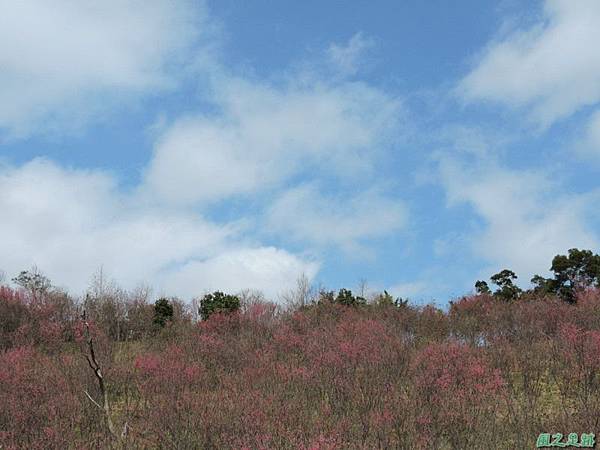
xmin=335 ymin=288 xmax=367 ymax=306
xmin=198 ymin=291 xmax=240 ymax=320
xmin=153 ymin=297 xmax=174 ymax=328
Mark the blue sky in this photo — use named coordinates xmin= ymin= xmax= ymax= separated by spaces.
xmin=2 ymin=0 xmax=600 ymax=305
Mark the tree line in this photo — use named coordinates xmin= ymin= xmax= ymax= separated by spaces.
xmin=474 ymin=248 xmax=600 ymax=302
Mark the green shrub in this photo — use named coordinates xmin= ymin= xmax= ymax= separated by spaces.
xmin=153 ymin=297 xmax=174 ymax=328
xmin=198 ymin=291 xmax=240 ymax=320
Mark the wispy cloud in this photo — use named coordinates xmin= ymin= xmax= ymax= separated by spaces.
xmin=143 ymin=72 xmax=402 ymax=205
xmin=265 ymin=183 xmax=406 ymax=254
xmin=459 ymin=0 xmax=600 ymax=128
xmin=436 ymin=153 xmax=599 ymax=281
xmin=327 ymin=32 xmax=375 ymax=76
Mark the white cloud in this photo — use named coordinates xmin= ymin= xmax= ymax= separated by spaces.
xmin=130 ymin=33 xmax=405 ymax=262
xmin=0 ymin=0 xmax=205 ymax=138
xmin=327 ymin=32 xmax=375 ymax=76
xmin=460 ymin=0 xmax=600 ymax=127
xmin=265 ymin=183 xmax=407 ymax=253
xmin=144 ymin=75 xmax=401 ymax=205
xmin=0 ymin=20 xmax=405 ymax=298
xmin=159 ymin=247 xmax=320 ymax=300
xmin=0 ymin=159 xmax=317 ymax=300
xmin=437 ymin=156 xmax=599 ymax=281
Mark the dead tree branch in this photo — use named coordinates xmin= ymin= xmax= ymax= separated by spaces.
xmin=80 ymin=309 xmax=128 ymax=440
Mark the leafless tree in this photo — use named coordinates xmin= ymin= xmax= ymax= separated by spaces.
xmin=357 ymin=278 xmax=369 ymax=299
xmin=280 ymin=273 xmax=315 ymax=310
xmin=85 ymin=268 xmax=128 ymax=341
xmin=81 ymin=309 xmax=128 ymax=441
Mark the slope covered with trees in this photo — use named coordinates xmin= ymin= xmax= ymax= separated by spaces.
xmin=1 ymin=249 xmax=600 ymax=449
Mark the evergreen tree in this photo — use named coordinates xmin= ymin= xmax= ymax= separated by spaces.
xmin=198 ymin=291 xmax=240 ymax=320
xmin=153 ymin=298 xmax=174 ymax=328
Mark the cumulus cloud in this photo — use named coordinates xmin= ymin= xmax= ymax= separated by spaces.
xmin=160 ymin=247 xmax=320 ymax=300
xmin=0 ymin=14 xmax=405 ymax=298
xmin=460 ymin=0 xmax=600 ymax=127
xmin=0 ymin=159 xmax=317 ymax=300
xmin=265 ymin=183 xmax=407 ymax=253
xmin=143 ymin=75 xmax=401 ymax=205
xmin=436 ymin=155 xmax=599 ymax=281
xmin=0 ymin=0 xmax=205 ymax=138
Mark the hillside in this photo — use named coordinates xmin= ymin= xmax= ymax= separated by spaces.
xmin=2 ymin=282 xmax=600 ymax=449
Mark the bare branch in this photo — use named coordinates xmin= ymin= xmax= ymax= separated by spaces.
xmin=80 ymin=309 xmax=117 ymax=438
xmin=84 ymin=390 xmax=103 ymax=410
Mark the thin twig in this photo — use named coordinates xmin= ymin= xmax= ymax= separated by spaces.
xmin=84 ymin=390 xmax=103 ymax=410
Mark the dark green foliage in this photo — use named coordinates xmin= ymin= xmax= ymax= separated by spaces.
xmin=317 ymin=290 xmax=335 ymax=304
xmin=334 ymin=288 xmax=367 ymax=307
xmin=153 ymin=298 xmax=174 ymax=328
xmin=551 ymin=249 xmax=600 ymax=288
xmin=375 ymin=290 xmax=409 ymax=307
xmin=490 ymin=269 xmax=522 ymax=301
xmin=473 ymin=269 xmax=521 ymax=301
xmin=376 ymin=290 xmax=396 ymax=306
xmin=530 ymin=274 xmax=555 ymax=295
xmin=315 ymin=288 xmax=367 ymax=307
xmin=531 ymin=248 xmax=600 ymax=302
xmin=198 ymin=291 xmax=240 ymax=320
xmin=474 ymin=280 xmax=491 ymax=295
xmin=397 ymin=297 xmax=409 ymax=308
xmin=476 ymin=249 xmax=600 ymax=303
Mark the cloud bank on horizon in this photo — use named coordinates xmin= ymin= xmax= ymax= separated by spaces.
xmin=1 ymin=0 xmax=600 ymax=303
